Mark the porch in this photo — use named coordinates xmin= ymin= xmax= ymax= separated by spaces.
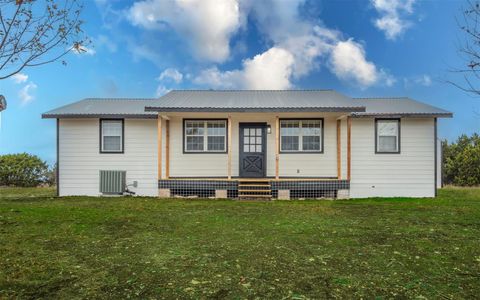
xmin=155 ymin=110 xmax=353 ymax=199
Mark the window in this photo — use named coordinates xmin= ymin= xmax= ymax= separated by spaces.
xmin=376 ymin=119 xmax=400 ymax=153
xmin=100 ymin=119 xmax=124 ymax=153
xmin=280 ymin=119 xmax=323 ymax=152
xmin=184 ymin=120 xmax=227 ymax=153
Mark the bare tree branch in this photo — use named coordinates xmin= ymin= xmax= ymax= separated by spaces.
xmin=0 ymin=0 xmax=90 ymax=79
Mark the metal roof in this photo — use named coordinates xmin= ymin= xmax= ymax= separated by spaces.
xmin=352 ymin=97 xmax=453 ymax=118
xmin=42 ymin=91 xmax=452 ymax=119
xmin=144 ymin=90 xmax=366 ymax=112
xmin=42 ymin=98 xmax=157 ymax=119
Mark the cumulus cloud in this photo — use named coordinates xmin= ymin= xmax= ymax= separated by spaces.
xmin=18 ymin=82 xmax=37 ymax=105
xmin=158 ymin=68 xmax=183 ymax=84
xmin=11 ymin=73 xmax=28 ymax=84
xmin=127 ymin=0 xmax=241 ymax=63
xmin=195 ymin=2 xmax=388 ymax=89
xmin=123 ymin=0 xmax=391 ymax=89
xmin=329 ymin=39 xmax=378 ymax=87
xmin=371 ymin=0 xmax=416 ymax=40
xmin=195 ymin=47 xmax=295 ymax=89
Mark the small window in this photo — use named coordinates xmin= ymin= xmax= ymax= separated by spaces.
xmin=376 ymin=119 xmax=400 ymax=153
xmin=100 ymin=119 xmax=123 ymax=153
xmin=184 ymin=120 xmax=227 ymax=153
xmin=280 ymin=119 xmax=323 ymax=153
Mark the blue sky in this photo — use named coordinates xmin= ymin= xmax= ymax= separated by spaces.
xmin=0 ymin=0 xmax=479 ymax=165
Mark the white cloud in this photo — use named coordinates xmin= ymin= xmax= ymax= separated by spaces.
xmin=371 ymin=0 xmax=416 ymax=40
xmin=158 ymin=68 xmax=183 ymax=84
xmin=329 ymin=39 xmax=378 ymax=87
xmin=123 ymin=0 xmax=390 ymax=89
xmin=155 ymin=85 xmax=171 ymax=97
xmin=127 ymin=0 xmax=241 ymax=63
xmin=194 ymin=0 xmax=391 ymax=89
xmin=195 ymin=47 xmax=295 ymax=89
xmin=243 ymin=47 xmax=295 ymax=89
xmin=415 ymin=74 xmax=432 ymax=86
xmin=11 ymin=73 xmax=28 ymax=84
xmin=18 ymin=82 xmax=37 ymax=105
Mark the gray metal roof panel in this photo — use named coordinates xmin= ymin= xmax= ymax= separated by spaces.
xmin=42 ymin=98 xmax=157 ymax=119
xmin=145 ymin=90 xmax=366 ymax=112
xmin=352 ymin=97 xmax=453 ymax=118
xmin=42 ymin=93 xmax=453 ymax=118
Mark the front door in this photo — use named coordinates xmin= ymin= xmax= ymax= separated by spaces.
xmin=239 ymin=123 xmax=267 ymax=178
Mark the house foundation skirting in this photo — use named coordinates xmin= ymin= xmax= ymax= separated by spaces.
xmin=158 ymin=179 xmax=350 ymax=199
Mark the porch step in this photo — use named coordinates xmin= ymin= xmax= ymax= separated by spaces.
xmin=238 ymin=189 xmax=271 ymax=193
xmin=237 ymin=180 xmax=272 ymax=199
xmin=238 ymin=194 xmax=271 ymax=198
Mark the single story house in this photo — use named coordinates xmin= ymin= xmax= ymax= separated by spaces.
xmin=42 ymin=90 xmax=452 ymax=199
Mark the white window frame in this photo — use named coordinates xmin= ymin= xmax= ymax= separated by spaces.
xmin=184 ymin=119 xmax=227 ymax=153
xmin=100 ymin=119 xmax=124 ymax=153
xmin=375 ymin=118 xmax=400 ymax=154
xmin=279 ymin=119 xmax=323 ymax=153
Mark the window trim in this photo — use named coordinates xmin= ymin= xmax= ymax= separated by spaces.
xmin=279 ymin=118 xmax=324 ymax=154
xmin=375 ymin=118 xmax=401 ymax=154
xmin=99 ymin=118 xmax=124 ymax=154
xmin=183 ymin=119 xmax=228 ymax=154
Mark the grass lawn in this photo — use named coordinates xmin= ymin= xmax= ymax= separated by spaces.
xmin=1 ymin=188 xmax=479 ymax=299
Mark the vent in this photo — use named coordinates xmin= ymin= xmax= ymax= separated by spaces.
xmin=100 ymin=170 xmax=126 ymax=194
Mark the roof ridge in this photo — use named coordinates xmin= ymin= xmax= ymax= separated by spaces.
xmin=353 ymin=96 xmax=409 ymax=100
xmin=83 ymin=97 xmax=157 ymax=101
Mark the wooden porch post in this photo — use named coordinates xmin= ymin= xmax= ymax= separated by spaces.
xmin=157 ymin=114 xmax=163 ymax=180
xmin=347 ymin=116 xmax=352 ymax=181
xmin=227 ymin=115 xmax=232 ymax=179
xmin=165 ymin=119 xmax=170 ymax=179
xmin=337 ymin=119 xmax=341 ymax=180
xmin=275 ymin=116 xmax=280 ymax=179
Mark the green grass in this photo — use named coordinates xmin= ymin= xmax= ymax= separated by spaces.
xmin=0 ymin=187 xmax=479 ymax=299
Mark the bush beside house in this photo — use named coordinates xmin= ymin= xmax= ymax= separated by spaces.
xmin=0 ymin=153 xmax=55 ymax=187
xmin=443 ymin=134 xmax=480 ymax=186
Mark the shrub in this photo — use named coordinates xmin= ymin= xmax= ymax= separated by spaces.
xmin=443 ymin=134 xmax=480 ymax=186
xmin=0 ymin=153 xmax=49 ymax=187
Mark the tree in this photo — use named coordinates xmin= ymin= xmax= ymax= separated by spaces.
xmin=0 ymin=153 xmax=49 ymax=187
xmin=442 ymin=133 xmax=480 ymax=186
xmin=0 ymin=0 xmax=89 ymax=80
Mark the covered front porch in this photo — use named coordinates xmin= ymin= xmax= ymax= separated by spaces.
xmin=155 ymin=112 xmax=353 ymax=199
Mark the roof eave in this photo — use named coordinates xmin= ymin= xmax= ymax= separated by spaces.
xmin=351 ymin=112 xmax=453 ymax=118
xmin=41 ymin=113 xmax=157 ymax=119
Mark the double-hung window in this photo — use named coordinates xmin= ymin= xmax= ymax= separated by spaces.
xmin=280 ymin=119 xmax=323 ymax=153
xmin=184 ymin=120 xmax=227 ymax=153
xmin=376 ymin=119 xmax=400 ymax=153
xmin=100 ymin=119 xmax=124 ymax=153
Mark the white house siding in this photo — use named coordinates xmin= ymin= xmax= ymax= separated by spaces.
xmin=166 ymin=113 xmax=339 ymax=178
xmin=349 ymin=117 xmax=435 ymax=198
xmin=59 ymin=119 xmax=159 ymax=196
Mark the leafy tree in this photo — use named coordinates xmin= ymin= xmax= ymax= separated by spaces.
xmin=0 ymin=153 xmax=49 ymax=187
xmin=0 ymin=0 xmax=89 ymax=80
xmin=443 ymin=133 xmax=480 ymax=186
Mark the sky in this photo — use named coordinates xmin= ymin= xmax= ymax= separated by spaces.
xmin=0 ymin=0 xmax=479 ymax=165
